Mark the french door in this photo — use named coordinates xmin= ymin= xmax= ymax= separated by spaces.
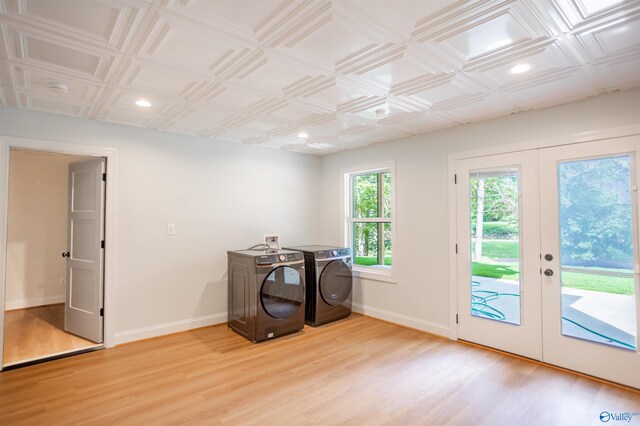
xmin=456 ymin=136 xmax=640 ymax=388
xmin=456 ymin=151 xmax=542 ymax=360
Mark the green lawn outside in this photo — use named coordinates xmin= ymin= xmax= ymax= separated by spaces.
xmin=472 ymin=262 xmax=519 ymax=281
xmin=472 ymin=261 xmax=634 ymax=295
xmin=561 ymin=272 xmax=634 ymax=295
xmin=475 ymin=239 xmax=519 ymax=259
xmin=355 ymin=256 xmax=392 ymax=266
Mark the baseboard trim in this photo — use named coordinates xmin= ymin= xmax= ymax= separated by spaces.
xmin=114 ymin=312 xmax=228 ymax=345
xmin=5 ymin=296 xmax=65 ymax=311
xmin=352 ymin=302 xmax=449 ymax=337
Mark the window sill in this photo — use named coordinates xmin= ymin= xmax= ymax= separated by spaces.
xmin=352 ymin=266 xmax=396 ymax=284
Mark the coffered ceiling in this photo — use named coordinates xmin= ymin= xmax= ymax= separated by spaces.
xmin=0 ymin=0 xmax=639 ymax=155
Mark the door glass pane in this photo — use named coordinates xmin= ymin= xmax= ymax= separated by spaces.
xmin=469 ymin=168 xmax=521 ymax=325
xmin=558 ymin=155 xmax=637 ymax=350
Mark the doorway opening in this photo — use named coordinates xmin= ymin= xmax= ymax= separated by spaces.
xmin=3 ymin=148 xmax=105 ymax=367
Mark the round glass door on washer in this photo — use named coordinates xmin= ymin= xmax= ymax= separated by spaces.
xmin=261 ymin=266 xmax=304 ymax=318
xmin=283 ymin=245 xmax=353 ymax=326
xmin=227 ymin=249 xmax=305 ymax=342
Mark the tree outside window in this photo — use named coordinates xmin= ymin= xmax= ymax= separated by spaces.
xmin=350 ymin=171 xmax=392 ymax=267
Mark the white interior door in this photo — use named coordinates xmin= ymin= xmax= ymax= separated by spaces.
xmin=539 ymin=137 xmax=640 ymax=389
xmin=65 ymin=158 xmax=105 ymax=343
xmin=456 ymin=151 xmax=542 ymax=359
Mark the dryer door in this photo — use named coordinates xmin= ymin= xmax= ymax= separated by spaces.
xmin=261 ymin=266 xmax=304 ymax=319
xmin=319 ymin=259 xmax=353 ymax=306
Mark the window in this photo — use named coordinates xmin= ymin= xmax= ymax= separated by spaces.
xmin=347 ymin=168 xmax=393 ymax=270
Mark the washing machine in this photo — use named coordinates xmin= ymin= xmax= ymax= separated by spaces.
xmin=283 ymin=245 xmax=352 ymax=326
xmin=227 ymin=249 xmax=305 ymax=342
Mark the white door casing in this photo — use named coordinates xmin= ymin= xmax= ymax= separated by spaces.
xmin=65 ymin=158 xmax=106 ymax=343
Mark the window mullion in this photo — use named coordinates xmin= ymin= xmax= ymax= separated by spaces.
xmin=377 ymin=172 xmax=384 ymax=265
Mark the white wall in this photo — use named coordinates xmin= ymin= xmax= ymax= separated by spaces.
xmin=318 ymin=87 xmax=640 ymax=336
xmin=2 ymin=87 xmax=638 ymax=345
xmin=0 ymin=107 xmax=321 ymax=343
xmin=5 ymin=150 xmax=90 ymax=310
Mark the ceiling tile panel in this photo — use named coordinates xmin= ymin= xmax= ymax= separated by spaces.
xmin=98 ymin=106 xmax=159 ymax=128
xmin=236 ymin=55 xmax=309 ymax=91
xmin=23 ymin=0 xmax=119 ymax=41
xmin=575 ymin=14 xmax=640 ymax=59
xmin=277 ymin=19 xmax=378 ymax=70
xmin=0 ymin=0 xmax=638 ymax=154
xmin=174 ymin=0 xmax=282 ymax=32
xmin=121 ymin=61 xmax=207 ymax=99
xmin=2 ymin=0 xmax=148 ymax=50
xmin=24 ymin=35 xmax=100 ymax=74
xmin=17 ymin=91 xmax=89 ymax=117
xmin=358 ymin=47 xmax=443 ymax=93
xmin=506 ymin=70 xmax=597 ymax=108
xmin=409 ymin=77 xmax=477 ymax=106
xmin=594 ymin=53 xmax=640 ymax=89
xmin=445 ymin=12 xmax=531 ymax=59
xmin=161 ymin=105 xmax=229 ymax=136
xmin=13 ymin=65 xmax=101 ymax=100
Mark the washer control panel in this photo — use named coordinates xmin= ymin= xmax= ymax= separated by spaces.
xmin=316 ymin=248 xmax=351 ymax=259
xmin=255 ymin=252 xmax=303 ymax=265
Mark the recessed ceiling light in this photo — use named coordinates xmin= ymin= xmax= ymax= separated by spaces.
xmin=297 ymin=132 xmax=309 ymax=139
xmin=509 ymin=63 xmax=532 ymax=74
xmin=135 ymin=99 xmax=152 ymax=107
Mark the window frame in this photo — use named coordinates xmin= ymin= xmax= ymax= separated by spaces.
xmin=342 ymin=161 xmax=396 ymax=283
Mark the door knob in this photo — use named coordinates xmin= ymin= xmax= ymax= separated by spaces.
xmin=62 ymin=251 xmax=70 ymax=258
xmin=544 ymin=269 xmax=553 ymax=276
xmin=544 ymin=254 xmax=553 ymax=261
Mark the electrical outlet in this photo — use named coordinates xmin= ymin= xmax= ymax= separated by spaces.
xmin=59 ymin=278 xmax=65 ymax=287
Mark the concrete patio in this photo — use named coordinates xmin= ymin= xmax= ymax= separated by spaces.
xmin=471 ymin=276 xmax=637 ymax=350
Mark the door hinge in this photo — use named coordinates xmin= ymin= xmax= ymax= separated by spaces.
xmin=454 ymin=174 xmax=457 ymax=184
xmin=100 ymin=308 xmax=104 ymax=317
xmin=456 ymin=314 xmax=459 ymax=324
xmin=455 ymin=244 xmax=458 ymax=254
xmin=101 ymin=240 xmax=105 ymax=249
xmin=102 ymin=173 xmax=106 ymax=182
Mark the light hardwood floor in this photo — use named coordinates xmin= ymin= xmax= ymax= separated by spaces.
xmin=0 ymin=314 xmax=638 ymax=425
xmin=3 ymin=304 xmax=100 ymax=366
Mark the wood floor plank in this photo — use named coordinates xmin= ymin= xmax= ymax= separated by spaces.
xmin=3 ymin=304 xmax=100 ymax=366
xmin=0 ymin=314 xmax=638 ymax=425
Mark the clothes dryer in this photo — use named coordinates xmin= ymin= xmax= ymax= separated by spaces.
xmin=227 ymin=249 xmax=305 ymax=342
xmin=283 ymin=245 xmax=352 ymax=326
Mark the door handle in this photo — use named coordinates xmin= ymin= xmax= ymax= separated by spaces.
xmin=62 ymin=251 xmax=70 ymax=258
xmin=544 ymin=269 xmax=553 ymax=276
xmin=544 ymin=254 xmax=553 ymax=261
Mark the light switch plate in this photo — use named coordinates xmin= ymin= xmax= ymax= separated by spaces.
xmin=167 ymin=224 xmax=176 ymax=236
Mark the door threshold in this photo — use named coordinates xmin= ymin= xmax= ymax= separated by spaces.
xmin=459 ymin=339 xmax=640 ymax=393
xmin=2 ymin=344 xmax=103 ymax=371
